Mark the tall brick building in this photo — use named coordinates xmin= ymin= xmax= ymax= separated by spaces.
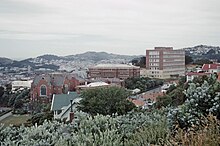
xmin=88 ymin=64 xmax=140 ymax=80
xmin=31 ymin=73 xmax=84 ymax=103
xmin=146 ymin=47 xmax=185 ymax=79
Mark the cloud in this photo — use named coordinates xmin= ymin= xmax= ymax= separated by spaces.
xmin=0 ymin=0 xmax=220 ymax=58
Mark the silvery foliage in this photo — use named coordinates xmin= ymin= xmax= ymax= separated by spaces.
xmin=0 ymin=111 xmax=166 ymax=146
xmin=167 ymin=80 xmax=220 ymax=129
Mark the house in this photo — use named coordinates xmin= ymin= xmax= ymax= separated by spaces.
xmin=129 ymin=98 xmax=145 ymax=107
xmin=142 ymin=92 xmax=164 ymax=102
xmin=51 ymin=92 xmax=81 ymax=122
xmin=186 ymin=72 xmax=212 ymax=82
xmin=202 ymin=64 xmax=220 ymax=73
xmin=31 ymin=73 xmax=85 ymax=103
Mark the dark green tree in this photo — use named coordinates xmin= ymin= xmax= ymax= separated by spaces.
xmin=0 ymin=86 xmax=4 ymax=97
xmin=125 ymin=77 xmax=163 ymax=93
xmin=194 ymin=59 xmax=213 ymax=65
xmin=78 ymin=86 xmax=136 ymax=116
xmin=185 ymin=55 xmax=193 ymax=65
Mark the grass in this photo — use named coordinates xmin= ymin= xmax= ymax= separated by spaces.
xmin=0 ymin=114 xmax=31 ymax=127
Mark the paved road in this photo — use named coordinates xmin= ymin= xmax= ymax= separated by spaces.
xmin=145 ymin=87 xmax=162 ymax=94
xmin=0 ymin=111 xmax=12 ymax=121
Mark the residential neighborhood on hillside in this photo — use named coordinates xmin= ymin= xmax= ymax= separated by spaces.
xmin=1 ymin=48 xmax=220 ymax=144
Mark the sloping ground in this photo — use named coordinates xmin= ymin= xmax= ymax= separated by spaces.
xmin=0 ymin=114 xmax=30 ymax=127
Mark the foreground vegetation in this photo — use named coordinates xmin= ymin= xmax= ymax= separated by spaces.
xmin=0 ymin=75 xmax=220 ymax=145
xmin=78 ymin=86 xmax=136 ymax=116
xmin=0 ymin=111 xmax=219 ymax=146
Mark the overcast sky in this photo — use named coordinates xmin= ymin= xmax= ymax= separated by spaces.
xmin=0 ymin=0 xmax=220 ymax=59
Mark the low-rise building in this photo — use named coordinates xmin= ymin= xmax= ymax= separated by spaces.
xmin=186 ymin=72 xmax=212 ymax=82
xmin=88 ymin=64 xmax=140 ymax=80
xmin=12 ymin=80 xmax=33 ymax=91
xmin=202 ymin=63 xmax=220 ymax=73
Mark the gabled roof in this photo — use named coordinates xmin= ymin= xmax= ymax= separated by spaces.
xmin=51 ymin=75 xmax=66 ymax=86
xmin=32 ymin=73 xmax=85 ymax=86
xmin=129 ymin=99 xmax=145 ymax=107
xmin=51 ymin=92 xmax=80 ymax=111
xmin=186 ymin=72 xmax=212 ymax=76
xmin=202 ymin=64 xmax=220 ymax=71
xmin=32 ymin=74 xmax=51 ymax=86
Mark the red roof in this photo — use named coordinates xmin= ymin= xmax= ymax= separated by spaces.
xmin=186 ymin=72 xmax=212 ymax=76
xmin=129 ymin=99 xmax=145 ymax=107
xmin=142 ymin=92 xmax=164 ymax=101
xmin=202 ymin=64 xmax=220 ymax=71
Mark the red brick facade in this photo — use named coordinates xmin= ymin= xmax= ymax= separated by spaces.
xmin=31 ymin=73 xmax=84 ymax=103
xmin=88 ymin=64 xmax=140 ymax=80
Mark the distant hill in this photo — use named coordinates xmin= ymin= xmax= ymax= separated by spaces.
xmin=184 ymin=45 xmax=220 ymax=62
xmin=37 ymin=54 xmax=65 ymax=61
xmin=10 ymin=58 xmax=36 ymax=68
xmin=0 ymin=51 xmax=142 ymax=70
xmin=0 ymin=57 xmax=13 ymax=66
xmin=65 ymin=51 xmax=141 ymax=62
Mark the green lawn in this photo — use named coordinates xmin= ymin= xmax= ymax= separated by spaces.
xmin=0 ymin=114 xmax=31 ymax=127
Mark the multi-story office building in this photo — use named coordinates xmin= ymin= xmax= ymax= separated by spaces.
xmin=146 ymin=47 xmax=185 ymax=79
xmin=88 ymin=64 xmax=140 ymax=80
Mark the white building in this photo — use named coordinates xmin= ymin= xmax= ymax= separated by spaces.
xmin=11 ymin=80 xmax=33 ymax=91
xmin=51 ymin=92 xmax=81 ymax=122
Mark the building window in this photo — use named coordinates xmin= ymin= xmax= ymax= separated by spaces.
xmin=40 ymin=85 xmax=47 ymax=96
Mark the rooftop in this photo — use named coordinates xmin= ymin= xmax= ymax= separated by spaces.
xmin=90 ymin=64 xmax=140 ymax=69
xmin=202 ymin=64 xmax=220 ymax=70
xmin=186 ymin=72 xmax=212 ymax=76
xmin=51 ymin=92 xmax=80 ymax=111
xmin=77 ymin=81 xmax=109 ymax=88
xmin=154 ymin=47 xmax=173 ymax=50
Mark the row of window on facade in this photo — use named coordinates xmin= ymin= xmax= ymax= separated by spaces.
xmin=149 ymin=75 xmax=162 ymax=78
xmin=149 ymin=55 xmax=159 ymax=58
xmin=39 ymin=84 xmax=69 ymax=96
xmin=149 ymin=67 xmax=160 ymax=70
xmin=163 ymin=51 xmax=185 ymax=55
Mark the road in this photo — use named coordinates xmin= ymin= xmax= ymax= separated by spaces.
xmin=0 ymin=111 xmax=12 ymax=121
xmin=145 ymin=86 xmax=162 ymax=94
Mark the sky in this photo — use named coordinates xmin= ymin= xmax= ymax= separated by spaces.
xmin=0 ymin=0 xmax=220 ymax=59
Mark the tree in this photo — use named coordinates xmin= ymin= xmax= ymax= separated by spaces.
xmin=168 ymin=80 xmax=220 ymax=129
xmin=194 ymin=59 xmax=213 ymax=65
xmin=125 ymin=77 xmax=163 ymax=93
xmin=185 ymin=55 xmax=193 ymax=65
xmin=131 ymin=57 xmax=146 ymax=67
xmin=78 ymin=86 xmax=136 ymax=116
xmin=0 ymin=86 xmax=4 ymax=97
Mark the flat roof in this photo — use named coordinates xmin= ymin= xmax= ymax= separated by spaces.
xmin=90 ymin=64 xmax=140 ymax=69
